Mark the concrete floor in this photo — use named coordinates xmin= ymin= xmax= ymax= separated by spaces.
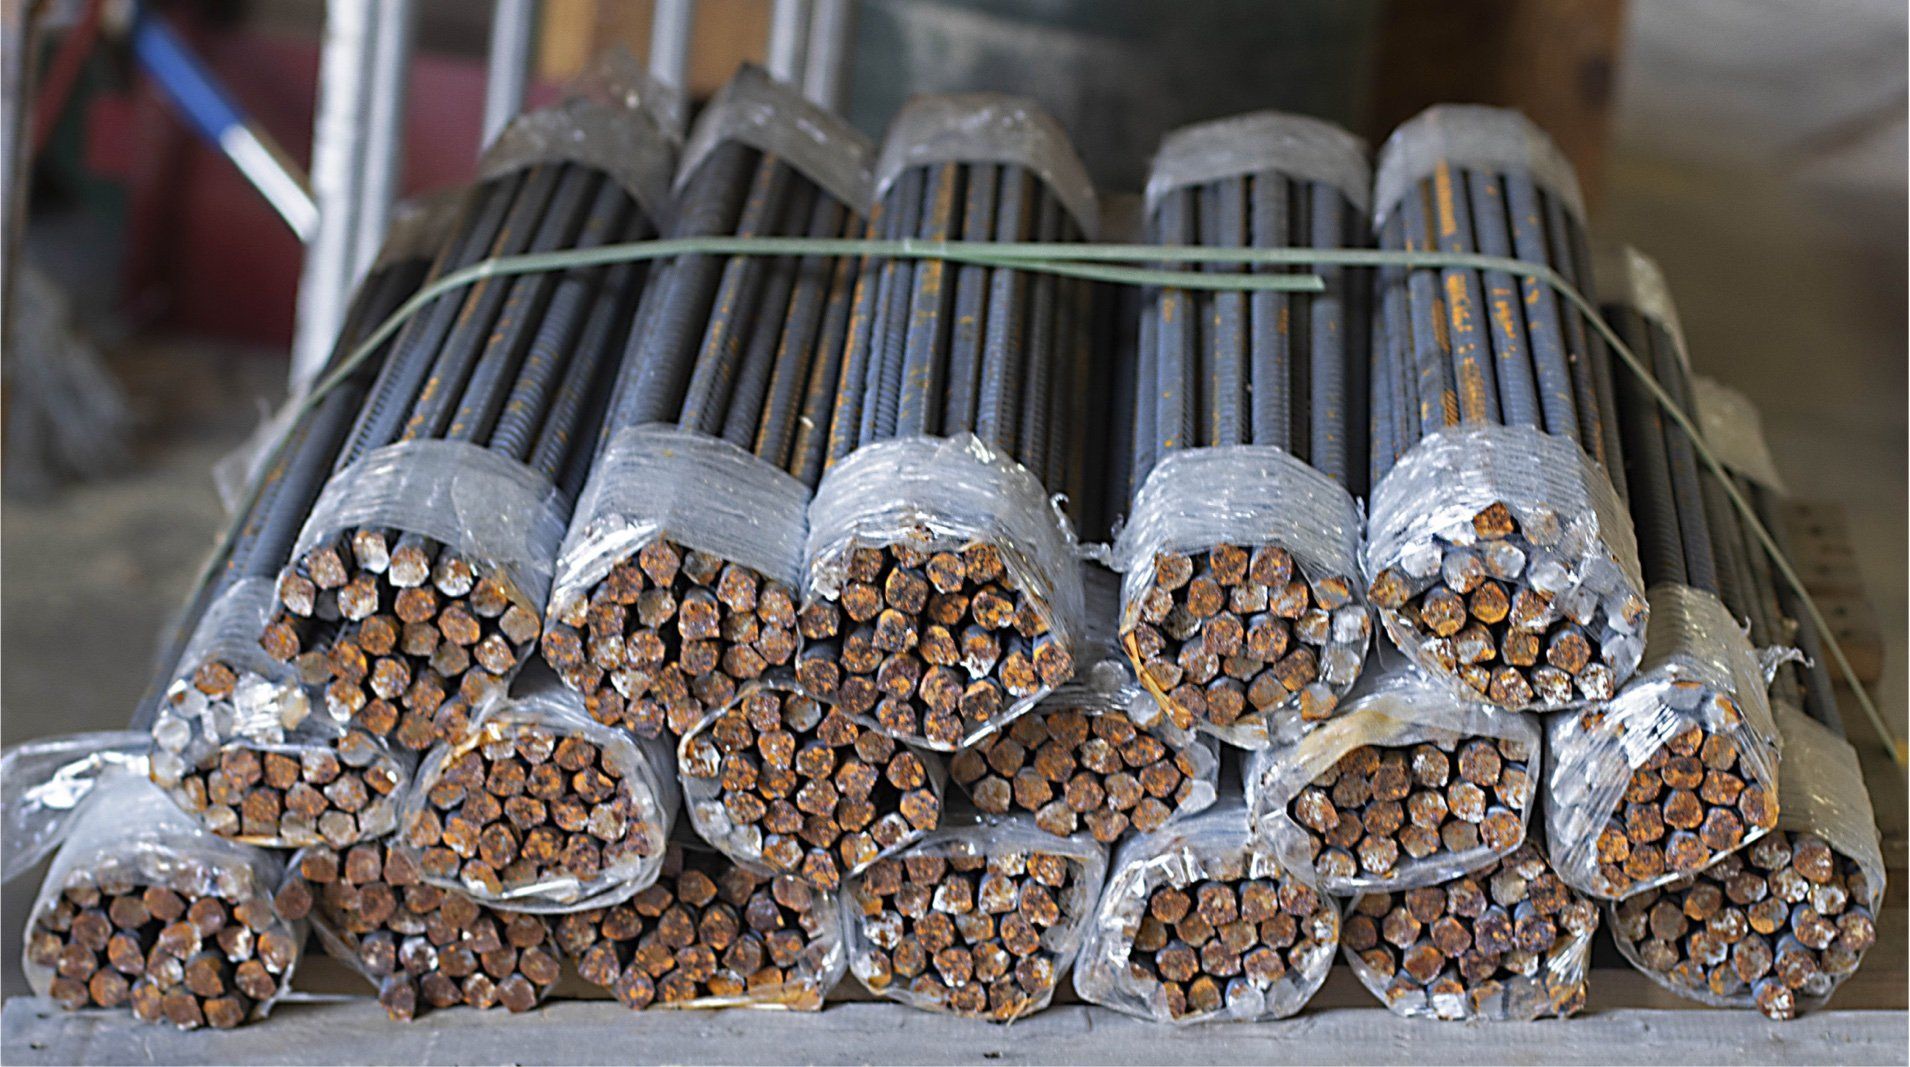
xmin=2 ymin=2 xmax=1904 ymax=1003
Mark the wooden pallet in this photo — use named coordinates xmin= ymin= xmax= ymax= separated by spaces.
xmin=1783 ymin=500 xmax=1887 ymax=687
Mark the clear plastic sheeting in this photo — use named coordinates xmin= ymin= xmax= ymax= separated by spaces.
xmin=1546 ymin=584 xmax=1781 ymax=901
xmin=1594 ymin=245 xmax=1689 ymax=373
xmin=1364 ymin=423 xmax=1647 ymax=710
xmin=549 ymin=424 xmax=813 ymax=629
xmin=805 ymin=433 xmax=1088 ymax=749
xmin=295 ymin=439 xmax=569 ymax=620
xmin=1116 ymin=445 xmax=1371 ymax=747
xmin=1606 ymin=703 xmax=1884 ymax=1014
xmin=1372 ymin=104 xmax=1585 ymax=227
xmin=477 ymin=58 xmax=677 ymax=222
xmin=19 ymin=765 xmax=302 ymax=1026
xmin=2 ymin=731 xmax=151 ymax=883
xmin=1145 ymin=110 xmax=1370 ymax=217
xmin=1074 ymin=800 xmax=1338 ymax=1024
xmin=397 ymin=680 xmax=679 ymax=913
xmin=872 ymin=93 xmax=1100 ymax=239
xmin=1245 ymin=663 xmax=1540 ymax=894
xmin=1692 ymin=376 xmax=1788 ymax=493
xmin=676 ymin=64 xmax=874 ymax=213
xmin=841 ymin=814 xmax=1108 ymax=1022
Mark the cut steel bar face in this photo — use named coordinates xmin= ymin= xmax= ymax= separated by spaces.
xmin=271 ymin=842 xmax=561 ymax=1020
xmin=1288 ymin=735 xmax=1533 ymax=885
xmin=28 ymin=867 xmax=298 ymax=1030
xmin=678 ymin=682 xmax=942 ymax=891
xmin=555 ymin=842 xmax=843 ymax=1010
xmin=844 ymin=838 xmax=1099 ymax=1021
xmin=947 ymin=696 xmax=1213 ymax=845
xmin=1607 ymin=831 xmax=1878 ymax=1020
xmin=1343 ymin=842 xmax=1598 ymax=1020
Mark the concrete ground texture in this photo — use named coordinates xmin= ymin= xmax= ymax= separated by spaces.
xmin=1 ymin=0 xmax=1904 ymax=1022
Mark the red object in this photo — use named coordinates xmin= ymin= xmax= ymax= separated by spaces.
xmin=86 ymin=24 xmax=560 ymax=347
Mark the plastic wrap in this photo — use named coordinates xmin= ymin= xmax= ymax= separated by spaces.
xmin=1606 ymin=703 xmax=1884 ymax=1016
xmin=1372 ymin=104 xmax=1584 ymax=227
xmin=1145 ymin=110 xmax=1369 ymax=217
xmin=677 ymin=675 xmax=945 ymax=891
xmin=17 ymin=754 xmax=302 ymax=1028
xmin=147 ymin=578 xmax=412 ymax=848
xmin=294 ymin=440 xmax=569 ymax=623
xmin=272 ymin=841 xmax=565 ymax=1019
xmin=1546 ymin=584 xmax=1781 ymax=901
xmin=477 ymin=66 xmax=676 ymax=223
xmin=556 ymin=840 xmax=847 ymax=1010
xmin=1692 ymin=376 xmax=1788 ymax=493
xmin=1341 ymin=841 xmax=1598 ymax=1021
xmin=841 ymin=814 xmax=1108 ymax=1021
xmin=1074 ymin=800 xmax=1338 ymax=1024
xmin=676 ymin=64 xmax=874 ymax=212
xmin=397 ymin=679 xmax=679 ymax=913
xmin=1245 ymin=662 xmax=1540 ymax=894
xmin=803 ymin=433 xmax=1088 ymax=750
xmin=1116 ymin=446 xmax=1372 ymax=747
xmin=3 ymin=730 xmax=150 ymax=883
xmin=1364 ymin=423 xmax=1648 ymax=709
xmin=948 ymin=659 xmax=1219 ymax=843
xmin=873 ymin=92 xmax=1099 ymax=239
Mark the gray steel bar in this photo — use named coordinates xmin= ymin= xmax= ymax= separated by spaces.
xmin=291 ymin=0 xmax=376 ymax=392
xmin=801 ymin=0 xmax=854 ymax=109
xmin=481 ymin=0 xmax=538 ymax=152
xmin=350 ymin=0 xmax=414 ymax=280
xmin=767 ymin=0 xmax=811 ymax=84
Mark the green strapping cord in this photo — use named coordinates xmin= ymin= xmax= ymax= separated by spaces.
xmin=195 ymin=238 xmax=1898 ymax=768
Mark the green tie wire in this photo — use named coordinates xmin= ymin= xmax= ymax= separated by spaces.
xmin=197 ymin=236 xmax=1900 ymax=768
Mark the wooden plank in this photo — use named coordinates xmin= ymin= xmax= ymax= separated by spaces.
xmin=535 ymin=0 xmax=769 ymax=101
xmin=3 ymin=997 xmax=1903 ymax=1067
xmin=1784 ymin=500 xmax=1887 ymax=686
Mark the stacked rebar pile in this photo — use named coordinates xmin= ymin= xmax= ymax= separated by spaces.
xmin=1115 ymin=113 xmax=1374 ymax=748
xmin=257 ymin=100 xmax=671 ymax=770
xmin=556 ymin=841 xmax=846 ymax=1010
xmin=144 ymin=203 xmax=444 ymax=848
xmin=1364 ymin=105 xmax=1645 ymax=710
xmin=272 ymin=842 xmax=564 ymax=1020
xmin=793 ymin=94 xmax=1098 ymax=751
xmin=842 ymin=819 xmax=1107 ymax=1021
xmin=1342 ymin=841 xmax=1599 ymax=1020
xmin=540 ymin=67 xmax=873 ymax=743
xmin=1545 ymin=249 xmax=1780 ymax=901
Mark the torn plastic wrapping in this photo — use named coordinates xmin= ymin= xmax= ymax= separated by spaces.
xmin=1595 ymin=245 xmax=1689 ymax=374
xmin=1372 ymin=104 xmax=1585 ymax=227
xmin=1607 ymin=703 xmax=1884 ymax=1012
xmin=1116 ymin=446 xmax=1372 ymax=747
xmin=147 ymin=578 xmax=413 ymax=848
xmin=1245 ymin=661 xmax=1541 ymax=894
xmin=948 ymin=658 xmax=1220 ymax=840
xmin=548 ymin=424 xmax=812 ymax=641
xmin=18 ymin=758 xmax=302 ymax=1025
xmin=560 ymin=45 xmax=687 ymax=140
xmin=676 ymin=64 xmax=874 ymax=213
xmin=1692 ymin=376 xmax=1788 ymax=494
xmin=841 ymin=814 xmax=1109 ymax=1021
xmin=1145 ymin=110 xmax=1370 ymax=217
xmin=1546 ymin=584 xmax=1781 ymax=901
xmin=1073 ymin=800 xmax=1339 ymax=1024
xmin=873 ymin=93 xmax=1099 ymax=239
xmin=804 ymin=434 xmax=1088 ymax=749
xmin=3 ymin=731 xmax=153 ymax=883
xmin=477 ymin=60 xmax=677 ymax=223
xmin=397 ymin=679 xmax=679 ymax=913
xmin=1341 ymin=842 xmax=1598 ymax=1021
xmin=295 ymin=439 xmax=569 ymax=624
xmin=1364 ymin=423 xmax=1648 ymax=709
xmin=676 ymin=674 xmax=947 ymax=887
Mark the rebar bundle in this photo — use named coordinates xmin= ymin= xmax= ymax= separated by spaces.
xmin=258 ymin=132 xmax=663 ymax=760
xmin=146 ymin=229 xmax=438 ymax=848
xmin=272 ymin=842 xmax=564 ymax=1020
xmin=1342 ymin=842 xmax=1599 ymax=1020
xmin=540 ymin=67 xmax=873 ymax=743
xmin=1546 ymin=252 xmax=1780 ymax=901
xmin=793 ymin=94 xmax=1098 ymax=752
xmin=1116 ymin=112 xmax=1373 ymax=748
xmin=1364 ymin=105 xmax=1644 ymax=710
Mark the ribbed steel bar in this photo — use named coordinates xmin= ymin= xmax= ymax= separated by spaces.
xmin=1607 ymin=308 xmax=1688 ymax=589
